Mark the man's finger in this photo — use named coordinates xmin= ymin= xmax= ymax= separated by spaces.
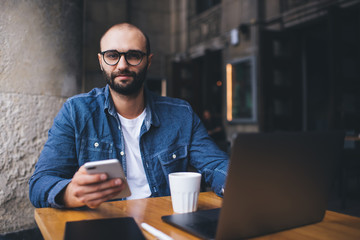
xmin=82 ymin=185 xmax=124 ymax=207
xmin=73 ymin=178 xmax=123 ymax=198
xmin=74 ymin=166 xmax=108 ymax=185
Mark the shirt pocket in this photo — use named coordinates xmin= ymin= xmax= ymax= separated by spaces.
xmin=157 ymin=145 xmax=188 ymax=172
xmin=78 ymin=138 xmax=115 ymax=165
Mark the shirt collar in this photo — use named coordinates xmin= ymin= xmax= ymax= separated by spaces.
xmin=104 ymin=85 xmax=116 ymax=116
xmin=144 ymin=88 xmax=160 ymax=128
xmin=104 ymin=84 xmax=160 ymax=128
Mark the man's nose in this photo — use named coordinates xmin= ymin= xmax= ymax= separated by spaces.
xmin=115 ymin=55 xmax=128 ymax=70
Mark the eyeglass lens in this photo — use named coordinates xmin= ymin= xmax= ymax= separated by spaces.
xmin=103 ymin=50 xmax=144 ymax=66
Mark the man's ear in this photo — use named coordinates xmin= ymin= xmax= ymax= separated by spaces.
xmin=98 ymin=53 xmax=104 ymax=71
xmin=146 ymin=53 xmax=154 ymax=70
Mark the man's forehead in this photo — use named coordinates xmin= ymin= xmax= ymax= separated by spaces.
xmin=100 ymin=26 xmax=146 ymax=51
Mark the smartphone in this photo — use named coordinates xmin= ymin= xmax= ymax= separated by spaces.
xmin=84 ymin=159 xmax=131 ymax=199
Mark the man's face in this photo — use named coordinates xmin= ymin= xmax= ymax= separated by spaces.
xmin=98 ymin=27 xmax=152 ymax=96
xmin=101 ymin=57 xmax=148 ymax=96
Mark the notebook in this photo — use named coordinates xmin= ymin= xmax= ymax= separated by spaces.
xmin=64 ymin=217 xmax=145 ymax=240
xmin=162 ymin=131 xmax=344 ymax=239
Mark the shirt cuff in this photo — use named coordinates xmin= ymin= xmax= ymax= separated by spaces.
xmin=48 ymin=179 xmax=72 ymax=208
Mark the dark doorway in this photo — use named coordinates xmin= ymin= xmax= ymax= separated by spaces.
xmin=172 ymin=50 xmax=223 ymax=118
xmin=260 ymin=5 xmax=360 ymax=132
xmin=260 ymin=29 xmax=303 ymax=131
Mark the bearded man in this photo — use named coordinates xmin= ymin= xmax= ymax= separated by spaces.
xmin=29 ymin=23 xmax=228 ymax=209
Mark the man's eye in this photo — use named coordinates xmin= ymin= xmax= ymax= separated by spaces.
xmin=127 ymin=52 xmax=141 ymax=60
xmin=105 ymin=52 xmax=118 ymax=59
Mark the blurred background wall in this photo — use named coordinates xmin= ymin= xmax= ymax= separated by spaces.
xmin=0 ymin=0 xmax=83 ymax=234
xmin=1 ymin=0 xmax=359 ymax=235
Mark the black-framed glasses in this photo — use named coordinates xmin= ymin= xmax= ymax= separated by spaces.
xmin=100 ymin=50 xmax=147 ymax=66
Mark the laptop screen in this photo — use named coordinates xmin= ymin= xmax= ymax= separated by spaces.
xmin=163 ymin=131 xmax=345 ymax=240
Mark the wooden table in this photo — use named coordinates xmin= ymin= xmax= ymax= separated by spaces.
xmin=35 ymin=192 xmax=360 ymax=240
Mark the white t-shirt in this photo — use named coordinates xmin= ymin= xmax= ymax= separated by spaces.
xmin=118 ymin=110 xmax=151 ymax=200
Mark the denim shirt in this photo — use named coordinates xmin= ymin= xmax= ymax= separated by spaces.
xmin=29 ymin=85 xmax=229 ymax=208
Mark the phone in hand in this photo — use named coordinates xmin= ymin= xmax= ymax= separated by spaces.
xmin=84 ymin=159 xmax=131 ymax=199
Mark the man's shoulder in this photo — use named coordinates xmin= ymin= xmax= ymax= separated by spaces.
xmin=65 ymin=87 xmax=106 ymax=106
xmin=67 ymin=87 xmax=105 ymax=102
xmin=61 ymin=87 xmax=107 ymax=116
xmin=150 ymin=93 xmax=192 ymax=111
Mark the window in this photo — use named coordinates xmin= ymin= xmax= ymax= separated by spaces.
xmin=281 ymin=0 xmax=311 ymax=12
xmin=196 ymin=0 xmax=221 ymax=14
xmin=226 ymin=56 xmax=257 ymax=123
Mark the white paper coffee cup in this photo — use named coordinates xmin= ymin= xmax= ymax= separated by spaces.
xmin=169 ymin=172 xmax=202 ymax=213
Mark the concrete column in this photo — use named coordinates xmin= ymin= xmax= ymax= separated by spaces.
xmin=0 ymin=0 xmax=83 ymax=234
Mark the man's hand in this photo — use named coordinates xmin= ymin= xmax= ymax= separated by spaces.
xmin=61 ymin=166 xmax=125 ymax=208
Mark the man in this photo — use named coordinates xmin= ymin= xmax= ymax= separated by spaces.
xmin=29 ymin=23 xmax=228 ymax=209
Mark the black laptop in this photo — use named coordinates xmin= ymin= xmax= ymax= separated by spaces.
xmin=162 ymin=131 xmax=344 ymax=239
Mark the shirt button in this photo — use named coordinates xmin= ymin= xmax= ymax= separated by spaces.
xmin=120 ymin=151 xmax=124 ymax=156
xmin=94 ymin=142 xmax=99 ymax=148
xmin=172 ymin=154 xmax=176 ymax=159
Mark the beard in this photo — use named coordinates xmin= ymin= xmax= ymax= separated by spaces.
xmin=102 ymin=65 xmax=148 ymax=96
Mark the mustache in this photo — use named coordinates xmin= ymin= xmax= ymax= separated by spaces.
xmin=111 ymin=69 xmax=136 ymax=78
